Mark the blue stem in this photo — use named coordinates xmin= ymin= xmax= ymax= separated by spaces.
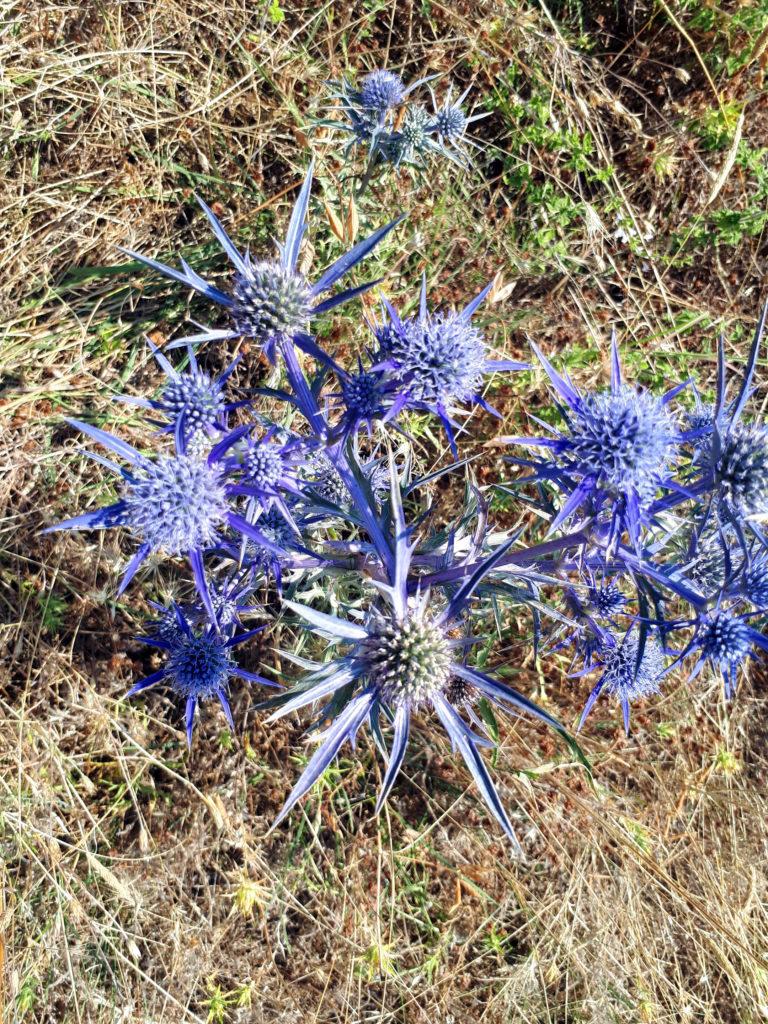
xmin=278 ymin=334 xmax=394 ymax=574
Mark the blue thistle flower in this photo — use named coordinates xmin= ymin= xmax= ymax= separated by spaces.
xmin=261 ymin=467 xmax=581 ymax=849
xmin=43 ymin=419 xmax=291 ymax=618
xmin=120 ymin=340 xmax=245 ymax=448
xmin=129 ymin=603 xmax=275 ymax=744
xmin=691 ymin=303 xmax=768 ymax=541
xmin=120 ymin=164 xmax=403 ymax=361
xmin=374 ymin=275 xmax=528 ymax=455
xmin=742 ymin=553 xmax=768 ymax=607
xmin=224 ymin=426 xmax=308 ymax=529
xmin=686 ymin=532 xmax=729 ymax=596
xmin=388 ymin=105 xmax=433 ymax=165
xmin=714 ymin=424 xmax=768 ymax=518
xmin=427 ymin=84 xmax=486 ymax=167
xmin=509 ymin=334 xmax=684 ymax=547
xmin=342 ymin=370 xmax=387 ymax=414
xmin=434 ymin=103 xmax=467 ymax=140
xmin=332 ymin=362 xmax=393 ymax=435
xmin=122 ymin=454 xmax=228 ymax=553
xmin=588 ymin=580 xmax=627 ymax=618
xmin=676 ymin=604 xmax=768 ymax=697
xmin=358 ymin=69 xmax=405 ymax=112
xmin=579 ymin=629 xmax=665 ymax=733
xmin=297 ymin=451 xmax=389 ymax=519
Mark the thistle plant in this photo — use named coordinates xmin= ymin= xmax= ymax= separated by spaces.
xmin=320 ymin=69 xmax=485 ymax=192
xmin=43 ymin=75 xmax=768 ymax=850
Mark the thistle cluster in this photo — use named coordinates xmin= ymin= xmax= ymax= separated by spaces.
xmin=43 ymin=76 xmax=768 ymax=850
xmin=320 ymin=70 xmax=485 ymax=182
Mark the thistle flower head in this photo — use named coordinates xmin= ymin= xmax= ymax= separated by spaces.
xmin=696 ymin=609 xmax=752 ymax=674
xmin=580 ymin=630 xmax=664 ymax=733
xmin=168 ymin=630 xmax=235 ymax=701
xmin=227 ymin=506 xmax=298 ymax=591
xmin=359 ymin=69 xmax=405 ymax=112
xmin=244 ymin=440 xmax=288 ymax=490
xmin=123 ymin=454 xmax=228 ymax=555
xmin=588 ymin=581 xmax=626 ymax=618
xmin=161 ymin=371 xmax=225 ymax=434
xmin=434 ymin=102 xmax=467 ymax=140
xmin=267 ymin=503 xmax=575 ymax=849
xmin=567 ymin=387 xmax=676 ymax=505
xmin=401 ymin=105 xmax=432 ymax=146
xmin=373 ymin=278 xmax=525 ymax=454
xmin=599 ymin=632 xmax=664 ymax=704
xmin=687 ymin=536 xmax=728 ymax=594
xmin=120 ymin=341 xmax=241 ymax=446
xmin=128 ymin=604 xmax=274 ymax=744
xmin=386 ymin=312 xmax=487 ymax=405
xmin=121 ymin=165 xmax=403 ymax=359
xmin=302 ymin=453 xmax=349 ymax=506
xmin=231 ymin=260 xmax=312 ymax=345
xmin=714 ymin=423 xmax=768 ymax=517
xmin=515 ymin=339 xmax=681 ymax=544
xmin=360 ymin=606 xmax=452 ymax=705
xmin=743 ymin=556 xmax=768 ymax=607
xmin=384 ymin=105 xmax=434 ymax=165
xmin=339 ymin=368 xmax=389 ymax=427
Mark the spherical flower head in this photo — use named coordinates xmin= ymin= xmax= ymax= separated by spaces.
xmin=401 ymin=105 xmax=431 ymax=147
xmin=567 ymin=387 xmax=676 ymax=505
xmin=231 ymin=260 xmax=312 ymax=345
xmin=186 ymin=429 xmax=213 ymax=462
xmin=434 ymin=103 xmax=467 ymax=140
xmin=688 ymin=537 xmax=728 ymax=594
xmin=715 ymin=424 xmax=768 ymax=517
xmin=388 ymin=312 xmax=487 ymax=405
xmin=698 ymin=609 xmax=752 ymax=673
xmin=359 ymin=69 xmax=405 ymax=112
xmin=122 ymin=455 xmax=228 ymax=554
xmin=239 ymin=508 xmax=294 ymax=573
xmin=744 ymin=558 xmax=768 ymax=607
xmin=161 ymin=372 xmax=224 ymax=434
xmin=341 ymin=370 xmax=387 ymax=422
xmin=167 ymin=630 xmax=234 ymax=700
xmin=148 ymin=606 xmax=186 ymax=645
xmin=599 ymin=632 xmax=664 ymax=703
xmin=361 ymin=608 xmax=452 ymax=705
xmin=685 ymin=405 xmax=715 ymax=459
xmin=304 ymin=454 xmax=349 ymax=506
xmin=589 ymin=581 xmax=626 ymax=618
xmin=244 ymin=442 xmax=286 ymax=490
